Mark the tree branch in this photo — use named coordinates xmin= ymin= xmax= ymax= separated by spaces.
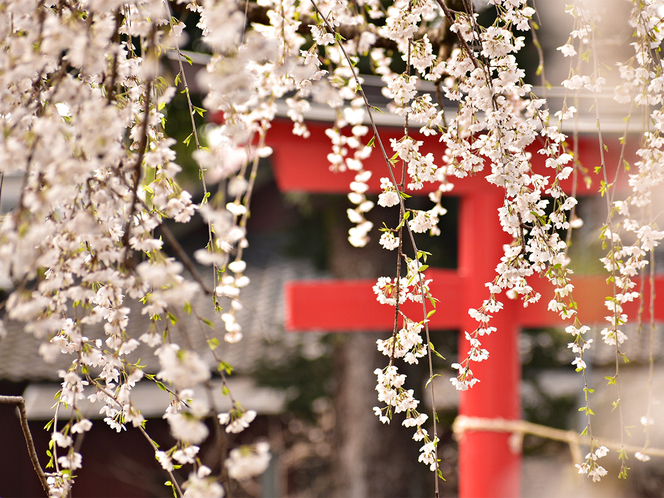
xmin=0 ymin=395 xmax=49 ymax=496
xmin=157 ymin=223 xmax=213 ymax=295
xmin=121 ymin=77 xmax=152 ymax=269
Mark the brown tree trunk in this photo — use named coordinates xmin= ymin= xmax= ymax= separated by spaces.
xmin=326 ymin=203 xmax=427 ymax=498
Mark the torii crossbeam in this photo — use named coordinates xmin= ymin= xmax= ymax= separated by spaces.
xmin=266 ymin=119 xmax=664 ymax=497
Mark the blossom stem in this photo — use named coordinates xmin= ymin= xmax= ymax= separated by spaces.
xmin=158 ymin=223 xmax=213 ymax=295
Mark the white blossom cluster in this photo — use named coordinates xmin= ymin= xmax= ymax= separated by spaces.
xmin=372 ymin=252 xmax=435 ymax=467
xmin=363 ymin=0 xmax=581 ymax=403
xmin=4 ymin=0 xmax=664 ymax=491
xmin=426 ymin=2 xmax=595 ymax=406
xmin=575 ymin=445 xmax=609 ymax=483
xmin=374 ymin=316 xmax=436 ymax=468
xmin=308 ymin=23 xmax=377 ymax=247
xmin=0 ymin=1 xmax=267 ymax=494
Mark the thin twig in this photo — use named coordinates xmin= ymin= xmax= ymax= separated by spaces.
xmin=158 ymin=223 xmax=213 ymax=295
xmin=0 ymin=395 xmax=50 ymax=496
xmin=434 ymin=0 xmax=479 ymax=70
xmin=137 ymin=425 xmax=184 ymax=498
xmin=122 ymin=77 xmax=153 ymax=268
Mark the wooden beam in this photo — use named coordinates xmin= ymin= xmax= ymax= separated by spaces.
xmin=267 ymin=118 xmax=633 ymax=196
xmin=284 ymin=269 xmax=464 ymax=331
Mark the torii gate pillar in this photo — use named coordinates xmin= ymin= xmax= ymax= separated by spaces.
xmin=458 ymin=190 xmax=521 ymax=497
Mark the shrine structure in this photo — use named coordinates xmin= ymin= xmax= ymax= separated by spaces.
xmin=264 ymin=118 xmax=664 ymax=497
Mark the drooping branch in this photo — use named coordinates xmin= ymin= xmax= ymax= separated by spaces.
xmin=121 ymin=77 xmax=153 ymax=269
xmin=0 ymin=396 xmax=49 ymax=496
xmin=158 ymin=223 xmax=213 ymax=295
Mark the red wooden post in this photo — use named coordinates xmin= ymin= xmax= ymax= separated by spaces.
xmin=457 ymin=189 xmax=521 ymax=497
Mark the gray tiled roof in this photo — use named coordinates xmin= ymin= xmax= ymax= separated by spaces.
xmin=0 ymin=257 xmax=326 ymax=382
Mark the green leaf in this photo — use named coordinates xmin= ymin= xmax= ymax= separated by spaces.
xmin=183 ymin=301 xmax=192 ymax=314
xmin=166 ymin=311 xmax=178 ymax=325
xmin=417 ymin=250 xmax=432 ymax=262
xmin=218 ymin=361 xmax=234 ymax=375
xmin=437 ymin=468 xmax=446 ymax=481
xmin=367 ymin=136 xmax=375 ymax=147
xmin=605 ymin=375 xmax=616 ymax=385
xmin=174 ymin=72 xmax=182 ymax=87
xmin=201 ymin=317 xmax=214 ymax=328
xmin=425 ymin=373 xmax=441 ymax=388
xmin=207 ymin=337 xmax=220 ymax=350
xmin=429 ymin=342 xmax=445 ymax=359
xmin=183 ymin=132 xmax=193 ymax=146
xmin=181 ymin=52 xmax=193 ymax=65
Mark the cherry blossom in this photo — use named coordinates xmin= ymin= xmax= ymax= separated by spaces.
xmin=2 ymin=0 xmax=664 ymax=493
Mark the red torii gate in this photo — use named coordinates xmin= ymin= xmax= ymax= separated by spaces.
xmin=265 ymin=119 xmax=664 ymax=497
